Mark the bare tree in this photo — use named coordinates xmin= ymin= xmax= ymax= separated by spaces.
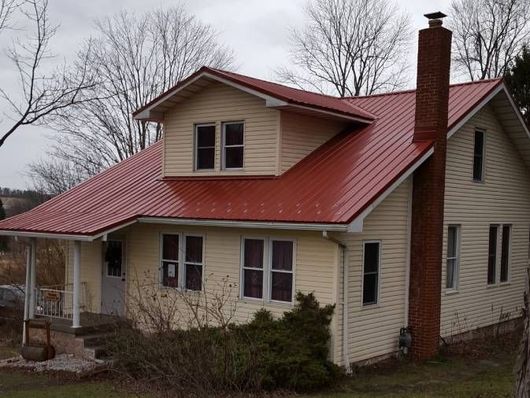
xmin=29 ymin=6 xmax=234 ymax=192
xmin=277 ymin=0 xmax=411 ymax=97
xmin=0 ymin=0 xmax=98 ymax=148
xmin=0 ymin=0 xmax=18 ymax=33
xmin=449 ymin=0 xmax=530 ymax=81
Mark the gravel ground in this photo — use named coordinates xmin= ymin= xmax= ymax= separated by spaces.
xmin=0 ymin=354 xmax=107 ymax=374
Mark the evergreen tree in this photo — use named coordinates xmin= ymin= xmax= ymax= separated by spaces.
xmin=505 ymin=46 xmax=530 ymax=127
xmin=0 ymin=199 xmax=7 ymax=252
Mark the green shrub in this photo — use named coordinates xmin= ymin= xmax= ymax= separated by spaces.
xmin=108 ymin=292 xmax=339 ymax=394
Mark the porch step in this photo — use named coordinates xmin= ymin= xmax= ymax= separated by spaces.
xmin=78 ymin=331 xmax=115 ymax=360
xmin=83 ymin=345 xmax=109 ymax=360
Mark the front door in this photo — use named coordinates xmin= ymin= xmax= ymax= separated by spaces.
xmin=101 ymin=240 xmax=126 ymax=316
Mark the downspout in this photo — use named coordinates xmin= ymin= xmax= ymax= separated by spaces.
xmin=322 ymin=231 xmax=350 ymax=370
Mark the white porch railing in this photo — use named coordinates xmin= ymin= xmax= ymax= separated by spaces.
xmin=35 ymin=283 xmax=87 ymax=320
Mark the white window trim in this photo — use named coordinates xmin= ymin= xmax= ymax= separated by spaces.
xmin=221 ymin=121 xmax=245 ymax=170
xmin=445 ymin=225 xmax=461 ymax=292
xmin=473 ymin=129 xmax=486 ymax=183
xmin=159 ymin=232 xmax=205 ymax=291
xmin=194 ymin=123 xmax=216 ymax=171
xmin=361 ymin=240 xmax=381 ymax=307
xmin=240 ymin=236 xmax=296 ymax=304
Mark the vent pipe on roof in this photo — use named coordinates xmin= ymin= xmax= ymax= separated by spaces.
xmin=408 ymin=12 xmax=452 ymax=361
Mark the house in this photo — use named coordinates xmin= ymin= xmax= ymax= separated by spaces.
xmin=1 ymin=13 xmax=529 ymax=366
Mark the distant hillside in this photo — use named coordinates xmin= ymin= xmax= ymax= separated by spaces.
xmin=0 ymin=187 xmax=52 ymax=218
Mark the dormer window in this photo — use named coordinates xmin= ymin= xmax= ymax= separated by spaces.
xmin=195 ymin=124 xmax=216 ymax=170
xmin=222 ymin=122 xmax=244 ymax=169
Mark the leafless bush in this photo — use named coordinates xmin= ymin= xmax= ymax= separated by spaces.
xmin=125 ymin=270 xmax=239 ymax=334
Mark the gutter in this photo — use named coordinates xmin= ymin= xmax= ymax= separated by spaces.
xmin=322 ymin=231 xmax=350 ymax=370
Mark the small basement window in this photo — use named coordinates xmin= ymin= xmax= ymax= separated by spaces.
xmin=473 ymin=130 xmax=485 ymax=182
xmin=222 ymin=122 xmax=244 ymax=169
xmin=195 ymin=124 xmax=216 ymax=170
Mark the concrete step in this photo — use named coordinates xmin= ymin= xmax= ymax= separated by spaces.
xmin=82 ymin=332 xmax=113 ymax=348
xmin=83 ymin=345 xmax=109 ymax=360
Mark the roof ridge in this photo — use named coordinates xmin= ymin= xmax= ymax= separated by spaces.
xmin=207 ymin=67 xmax=343 ymax=100
xmin=342 ymin=78 xmax=504 ymax=100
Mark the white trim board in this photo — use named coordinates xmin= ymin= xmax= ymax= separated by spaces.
xmin=134 ymin=71 xmax=372 ymax=124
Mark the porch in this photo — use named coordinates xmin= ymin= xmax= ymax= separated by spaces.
xmin=23 ymin=238 xmax=126 ymax=341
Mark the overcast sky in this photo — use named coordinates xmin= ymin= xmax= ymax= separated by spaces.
xmin=0 ymin=0 xmax=449 ymax=190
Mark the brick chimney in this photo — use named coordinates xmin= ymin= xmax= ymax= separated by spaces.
xmin=408 ymin=12 xmax=452 ymax=361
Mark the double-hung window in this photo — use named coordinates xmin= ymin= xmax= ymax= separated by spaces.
xmin=195 ymin=124 xmax=216 ymax=170
xmin=362 ymin=241 xmax=380 ymax=306
xmin=222 ymin=122 xmax=244 ymax=169
xmin=488 ymin=224 xmax=511 ymax=285
xmin=473 ymin=130 xmax=485 ymax=182
xmin=241 ymin=238 xmax=294 ymax=303
xmin=446 ymin=225 xmax=460 ymax=290
xmin=161 ymin=233 xmax=204 ymax=291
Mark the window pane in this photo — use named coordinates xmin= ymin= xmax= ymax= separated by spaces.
xmin=105 ymin=241 xmax=122 ymax=277
xmin=501 ymin=225 xmax=510 ymax=282
xmin=197 ymin=125 xmax=215 ymax=147
xmin=446 ymin=258 xmax=456 ymax=289
xmin=244 ymin=239 xmax=263 ymax=268
xmin=163 ymin=235 xmax=179 ymax=260
xmin=364 ymin=242 xmax=379 ymax=273
xmin=243 ymin=269 xmax=263 ymax=298
xmin=185 ymin=264 xmax=202 ymax=291
xmin=197 ymin=148 xmax=215 ymax=170
xmin=473 ymin=131 xmax=484 ymax=181
xmin=271 ymin=272 xmax=292 ymax=302
xmin=185 ymin=236 xmax=203 ymax=263
xmin=162 ymin=261 xmax=178 ymax=288
xmin=488 ymin=226 xmax=498 ymax=284
xmin=363 ymin=274 xmax=378 ymax=305
xmin=225 ymin=147 xmax=244 ymax=169
xmin=272 ymin=241 xmax=293 ymax=271
xmin=225 ymin=123 xmax=243 ymax=145
xmin=447 ymin=227 xmax=457 ymax=257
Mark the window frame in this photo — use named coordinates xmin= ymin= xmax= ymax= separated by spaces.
xmin=159 ymin=232 xmax=205 ymax=291
xmin=240 ymin=237 xmax=267 ymax=300
xmin=445 ymin=225 xmax=461 ymax=291
xmin=487 ymin=224 xmax=499 ymax=285
xmin=240 ymin=236 xmax=296 ymax=304
xmin=472 ymin=129 xmax=486 ymax=183
xmin=194 ymin=123 xmax=216 ymax=171
xmin=104 ymin=239 xmax=125 ymax=279
xmin=361 ymin=240 xmax=381 ymax=307
xmin=500 ymin=224 xmax=512 ymax=284
xmin=221 ymin=121 xmax=245 ymax=170
xmin=269 ymin=238 xmax=296 ymax=304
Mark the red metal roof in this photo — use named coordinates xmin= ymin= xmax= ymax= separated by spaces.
xmin=0 ymin=78 xmax=502 ymax=237
xmin=133 ymin=66 xmax=376 ymax=122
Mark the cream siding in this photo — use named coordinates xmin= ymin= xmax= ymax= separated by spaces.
xmin=65 ymin=240 xmax=102 ymax=313
xmin=163 ymin=82 xmax=280 ymax=176
xmin=280 ymin=111 xmax=347 ymax=172
xmin=335 ymin=178 xmax=411 ymax=364
xmin=441 ymin=104 xmax=530 ymax=337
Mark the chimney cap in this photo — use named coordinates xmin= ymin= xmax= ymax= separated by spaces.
xmin=424 ymin=11 xmax=447 ymax=20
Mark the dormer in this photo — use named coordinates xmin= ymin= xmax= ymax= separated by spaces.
xmin=133 ymin=67 xmax=374 ymax=178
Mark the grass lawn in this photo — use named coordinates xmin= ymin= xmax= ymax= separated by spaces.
xmin=0 ymin=334 xmax=519 ymax=397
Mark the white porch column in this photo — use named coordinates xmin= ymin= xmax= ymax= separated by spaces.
xmin=22 ymin=245 xmax=31 ymax=344
xmin=28 ymin=238 xmax=36 ymax=319
xmin=72 ymin=240 xmax=81 ymax=328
